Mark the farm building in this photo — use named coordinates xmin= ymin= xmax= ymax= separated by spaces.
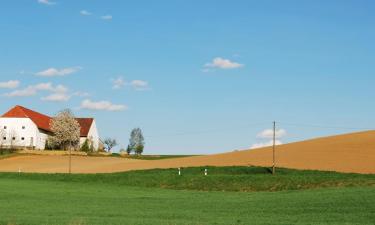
xmin=0 ymin=105 xmax=101 ymax=150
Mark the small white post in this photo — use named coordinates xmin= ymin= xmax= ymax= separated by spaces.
xmin=178 ymin=167 xmax=181 ymax=176
xmin=204 ymin=168 xmax=208 ymax=176
xmin=18 ymin=167 xmax=21 ymax=174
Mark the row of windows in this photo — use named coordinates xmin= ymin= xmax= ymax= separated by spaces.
xmin=3 ymin=137 xmax=26 ymax=141
xmin=3 ymin=126 xmax=26 ymax=129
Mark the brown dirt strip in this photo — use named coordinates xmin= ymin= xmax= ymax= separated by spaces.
xmin=0 ymin=130 xmax=374 ymax=174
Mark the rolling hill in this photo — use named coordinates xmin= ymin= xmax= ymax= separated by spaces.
xmin=0 ymin=130 xmax=374 ymax=174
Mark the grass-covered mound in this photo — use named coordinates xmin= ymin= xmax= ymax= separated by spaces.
xmin=0 ymin=167 xmax=374 ymax=225
xmin=1 ymin=166 xmax=374 ymax=192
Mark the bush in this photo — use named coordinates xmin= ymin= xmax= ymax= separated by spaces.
xmin=80 ymin=139 xmax=90 ymax=153
xmin=0 ymin=148 xmax=16 ymax=155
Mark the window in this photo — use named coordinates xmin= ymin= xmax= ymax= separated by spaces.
xmin=3 ymin=126 xmax=7 ymax=129
xmin=21 ymin=137 xmax=25 ymax=141
xmin=12 ymin=137 xmax=16 ymax=141
xmin=22 ymin=126 xmax=25 ymax=129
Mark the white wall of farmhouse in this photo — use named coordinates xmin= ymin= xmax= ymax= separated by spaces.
xmin=79 ymin=120 xmax=100 ymax=150
xmin=0 ymin=118 xmax=47 ymax=150
xmin=0 ymin=116 xmax=100 ymax=151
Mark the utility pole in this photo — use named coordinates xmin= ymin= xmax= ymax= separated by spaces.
xmin=69 ymin=144 xmax=72 ymax=174
xmin=272 ymin=121 xmax=276 ymax=175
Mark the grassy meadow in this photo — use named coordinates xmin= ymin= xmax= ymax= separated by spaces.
xmin=0 ymin=167 xmax=374 ymax=225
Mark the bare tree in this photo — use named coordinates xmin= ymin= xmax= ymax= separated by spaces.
xmin=104 ymin=138 xmax=117 ymax=152
xmin=49 ymin=109 xmax=81 ymax=151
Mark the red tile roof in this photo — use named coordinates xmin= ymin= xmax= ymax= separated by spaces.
xmin=76 ymin=118 xmax=94 ymax=137
xmin=1 ymin=105 xmax=93 ymax=137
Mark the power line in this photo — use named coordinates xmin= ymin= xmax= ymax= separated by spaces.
xmin=278 ymin=122 xmax=374 ymax=130
xmin=146 ymin=121 xmax=270 ymax=138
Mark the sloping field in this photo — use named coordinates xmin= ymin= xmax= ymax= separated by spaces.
xmin=0 ymin=130 xmax=374 ymax=174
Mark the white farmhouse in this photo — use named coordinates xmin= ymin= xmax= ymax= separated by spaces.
xmin=0 ymin=105 xmax=101 ymax=150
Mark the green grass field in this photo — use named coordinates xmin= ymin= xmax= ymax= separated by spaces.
xmin=0 ymin=167 xmax=374 ymax=225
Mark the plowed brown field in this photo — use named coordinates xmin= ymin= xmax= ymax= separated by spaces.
xmin=0 ymin=131 xmax=374 ymax=174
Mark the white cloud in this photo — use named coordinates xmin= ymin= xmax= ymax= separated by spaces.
xmin=111 ymin=77 xmax=126 ymax=89
xmin=111 ymin=77 xmax=150 ymax=91
xmin=251 ymin=140 xmax=283 ymax=149
xmin=256 ymin=129 xmax=287 ymax=139
xmin=80 ymin=10 xmax=92 ymax=16
xmin=204 ymin=57 xmax=244 ymax=70
xmin=73 ymin=91 xmax=90 ymax=97
xmin=38 ymin=0 xmax=56 ymax=5
xmin=80 ymin=99 xmax=127 ymax=111
xmin=0 ymin=80 xmax=20 ymax=89
xmin=2 ymin=82 xmax=87 ymax=103
xmin=40 ymin=87 xmax=88 ymax=102
xmin=4 ymin=87 xmax=37 ymax=97
xmin=130 ymin=80 xmax=149 ymax=91
xmin=4 ymin=83 xmax=68 ymax=98
xmin=101 ymin=15 xmax=112 ymax=20
xmin=35 ymin=66 xmax=82 ymax=77
xmin=33 ymin=82 xmax=53 ymax=91
xmin=41 ymin=93 xmax=70 ymax=102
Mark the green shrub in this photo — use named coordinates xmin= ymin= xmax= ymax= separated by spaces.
xmin=80 ymin=139 xmax=90 ymax=153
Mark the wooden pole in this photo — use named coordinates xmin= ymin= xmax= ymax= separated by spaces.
xmin=69 ymin=144 xmax=72 ymax=174
xmin=272 ymin=121 xmax=276 ymax=175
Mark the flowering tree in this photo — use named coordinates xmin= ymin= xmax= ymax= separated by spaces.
xmin=49 ymin=109 xmax=81 ymax=150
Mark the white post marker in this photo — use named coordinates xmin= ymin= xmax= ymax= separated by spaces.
xmin=178 ymin=167 xmax=181 ymax=176
xmin=18 ymin=167 xmax=21 ymax=174
xmin=204 ymin=168 xmax=208 ymax=176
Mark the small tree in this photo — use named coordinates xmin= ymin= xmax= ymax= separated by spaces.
xmin=126 ymin=144 xmax=132 ymax=155
xmin=104 ymin=138 xmax=117 ymax=152
xmin=128 ymin=128 xmax=145 ymax=155
xmin=49 ymin=109 xmax=81 ymax=151
xmin=135 ymin=144 xmax=144 ymax=155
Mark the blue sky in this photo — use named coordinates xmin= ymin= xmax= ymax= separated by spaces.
xmin=0 ymin=0 xmax=374 ymax=154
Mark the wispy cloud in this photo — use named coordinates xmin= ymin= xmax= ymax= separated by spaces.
xmin=111 ymin=77 xmax=150 ymax=91
xmin=101 ymin=15 xmax=112 ymax=20
xmin=3 ymin=82 xmax=87 ymax=103
xmin=3 ymin=82 xmax=59 ymax=97
xmin=111 ymin=77 xmax=126 ymax=89
xmin=4 ymin=87 xmax=37 ymax=97
xmin=256 ymin=129 xmax=287 ymax=139
xmin=251 ymin=128 xmax=287 ymax=149
xmin=72 ymin=91 xmax=90 ymax=97
xmin=204 ymin=57 xmax=244 ymax=71
xmin=35 ymin=66 xmax=82 ymax=77
xmin=0 ymin=80 xmax=20 ymax=89
xmin=41 ymin=88 xmax=89 ymax=102
xmin=251 ymin=140 xmax=283 ymax=149
xmin=130 ymin=80 xmax=149 ymax=91
xmin=80 ymin=10 xmax=92 ymax=16
xmin=80 ymin=99 xmax=127 ymax=111
xmin=37 ymin=0 xmax=56 ymax=5
xmin=41 ymin=93 xmax=70 ymax=102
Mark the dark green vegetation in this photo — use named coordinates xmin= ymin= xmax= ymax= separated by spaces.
xmin=112 ymin=153 xmax=198 ymax=160
xmin=0 ymin=149 xmax=17 ymax=159
xmin=0 ymin=167 xmax=374 ymax=225
xmin=1 ymin=166 xmax=374 ymax=192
